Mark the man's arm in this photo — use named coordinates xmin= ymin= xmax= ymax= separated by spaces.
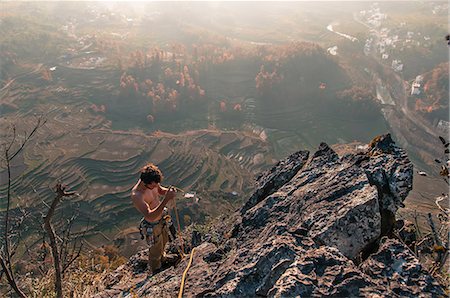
xmin=131 ymin=191 xmax=173 ymax=222
xmin=157 ymin=184 xmax=168 ymax=196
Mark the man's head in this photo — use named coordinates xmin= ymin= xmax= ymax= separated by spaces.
xmin=140 ymin=163 xmax=163 ymax=189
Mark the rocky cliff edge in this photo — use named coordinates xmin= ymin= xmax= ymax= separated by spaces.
xmin=96 ymin=134 xmax=445 ymax=297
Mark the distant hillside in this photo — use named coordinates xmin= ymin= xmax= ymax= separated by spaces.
xmin=413 ymin=62 xmax=449 ymax=123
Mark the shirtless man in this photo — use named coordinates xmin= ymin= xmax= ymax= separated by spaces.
xmin=131 ymin=163 xmax=176 ymax=274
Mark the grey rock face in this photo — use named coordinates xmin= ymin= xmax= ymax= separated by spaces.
xmin=241 ymin=150 xmax=309 ymax=214
xmin=395 ymin=219 xmax=417 ymax=246
xmin=268 ymin=246 xmax=388 ymax=297
xmin=237 ymin=138 xmax=407 ymax=260
xmin=128 ymin=250 xmax=149 ymax=274
xmin=363 ymin=134 xmax=413 ymax=234
xmin=360 ymin=238 xmax=445 ymax=297
xmin=97 ymin=134 xmax=443 ymax=297
xmin=208 ymin=235 xmax=388 ymax=297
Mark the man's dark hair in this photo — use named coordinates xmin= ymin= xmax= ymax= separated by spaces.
xmin=140 ymin=163 xmax=163 ymax=184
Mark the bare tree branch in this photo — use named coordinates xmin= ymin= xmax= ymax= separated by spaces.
xmin=60 ymin=213 xmax=77 ymax=272
xmin=0 ymin=256 xmax=26 ymax=298
xmin=9 ymin=207 xmax=29 ymax=261
xmin=43 ymin=183 xmax=76 ymax=298
xmin=5 ymin=125 xmax=17 ymax=154
xmin=427 ymin=213 xmax=443 ymax=247
xmin=2 ymin=117 xmax=45 ymax=286
xmin=9 ymin=118 xmax=46 ymax=161
xmin=4 ymin=150 xmax=14 ymax=276
xmin=413 ymin=210 xmax=422 ymax=239
xmin=62 ymin=241 xmax=84 ymax=273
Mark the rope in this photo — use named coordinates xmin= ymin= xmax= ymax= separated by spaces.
xmin=165 ymin=185 xmax=186 ymax=258
xmin=174 ymin=199 xmax=186 ymax=257
xmin=178 ymin=247 xmax=195 ymax=298
xmin=167 ymin=185 xmax=185 ymax=193
xmin=162 ymin=185 xmax=196 ymax=297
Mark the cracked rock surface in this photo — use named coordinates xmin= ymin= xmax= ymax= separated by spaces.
xmin=96 ymin=134 xmax=444 ymax=297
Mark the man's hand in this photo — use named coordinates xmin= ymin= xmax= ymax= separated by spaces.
xmin=163 ymin=187 xmax=177 ymax=209
xmin=165 ymin=187 xmax=177 ymax=202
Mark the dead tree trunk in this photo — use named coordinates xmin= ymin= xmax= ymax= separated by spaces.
xmin=427 ymin=213 xmax=442 ymax=247
xmin=427 ymin=212 xmax=445 ymax=266
xmin=43 ymin=184 xmax=76 ymax=298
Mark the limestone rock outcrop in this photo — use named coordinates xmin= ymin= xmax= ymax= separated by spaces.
xmin=96 ymin=134 xmax=444 ymax=297
xmin=360 ymin=237 xmax=444 ymax=297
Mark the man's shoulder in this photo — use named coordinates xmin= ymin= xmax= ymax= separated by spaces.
xmin=131 ymin=188 xmax=144 ymax=200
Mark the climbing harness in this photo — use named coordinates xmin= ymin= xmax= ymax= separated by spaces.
xmin=139 ymin=209 xmax=176 ymax=246
xmin=139 ymin=185 xmax=188 ymax=256
xmin=139 ymin=218 xmax=159 ymax=246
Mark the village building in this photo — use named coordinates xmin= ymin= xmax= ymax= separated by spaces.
xmin=391 ymin=60 xmax=403 ymax=72
xmin=411 ymin=76 xmax=423 ymax=96
xmin=411 ymin=82 xmax=421 ymax=95
xmin=436 ymin=120 xmax=450 ymax=136
xmin=327 ymin=46 xmax=338 ymax=56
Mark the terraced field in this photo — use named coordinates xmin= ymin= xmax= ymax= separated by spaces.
xmin=0 ymin=91 xmax=274 ymax=254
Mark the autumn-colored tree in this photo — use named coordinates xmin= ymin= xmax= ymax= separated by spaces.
xmin=416 ymin=63 xmax=449 ymax=115
xmin=255 ymin=65 xmax=283 ymax=94
xmin=336 ymin=86 xmax=375 ymax=102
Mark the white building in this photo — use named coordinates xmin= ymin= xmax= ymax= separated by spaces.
xmin=392 ymin=60 xmax=403 ymax=72
xmin=437 ymin=120 xmax=450 ymax=135
xmin=411 ymin=75 xmax=424 ymax=95
xmin=411 ymin=82 xmax=421 ymax=95
xmin=327 ymin=46 xmax=338 ymax=56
